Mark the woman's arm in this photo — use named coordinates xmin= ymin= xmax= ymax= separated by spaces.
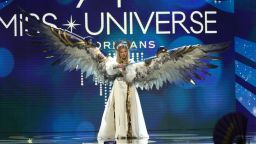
xmin=123 ymin=59 xmax=137 ymax=83
xmin=105 ymin=57 xmax=120 ymax=75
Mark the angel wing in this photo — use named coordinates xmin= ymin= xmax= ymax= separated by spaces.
xmin=24 ymin=13 xmax=114 ymax=82
xmin=133 ymin=43 xmax=230 ymax=90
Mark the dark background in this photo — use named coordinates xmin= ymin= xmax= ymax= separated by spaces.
xmin=0 ymin=0 xmax=238 ymax=133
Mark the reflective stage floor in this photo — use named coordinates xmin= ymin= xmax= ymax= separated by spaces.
xmin=0 ymin=131 xmax=255 ymax=144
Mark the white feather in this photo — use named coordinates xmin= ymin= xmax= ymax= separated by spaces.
xmin=106 ymin=57 xmax=119 ymax=76
xmin=124 ymin=64 xmax=136 ymax=83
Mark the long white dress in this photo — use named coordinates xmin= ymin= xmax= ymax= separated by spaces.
xmin=97 ymin=58 xmax=149 ymax=139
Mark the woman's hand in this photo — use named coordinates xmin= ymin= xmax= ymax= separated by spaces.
xmin=117 ymin=64 xmax=126 ymax=69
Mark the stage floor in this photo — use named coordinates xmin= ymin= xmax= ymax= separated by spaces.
xmin=0 ymin=131 xmax=255 ymax=144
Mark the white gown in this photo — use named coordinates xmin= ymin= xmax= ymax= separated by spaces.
xmin=97 ymin=58 xmax=149 ymax=139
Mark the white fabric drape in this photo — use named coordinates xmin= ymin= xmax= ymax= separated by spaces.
xmin=97 ymin=58 xmax=149 ymax=139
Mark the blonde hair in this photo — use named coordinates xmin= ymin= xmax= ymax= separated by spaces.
xmin=116 ymin=46 xmax=130 ymax=64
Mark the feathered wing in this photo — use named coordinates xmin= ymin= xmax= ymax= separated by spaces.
xmin=133 ymin=43 xmax=230 ymax=90
xmin=24 ymin=14 xmax=113 ymax=82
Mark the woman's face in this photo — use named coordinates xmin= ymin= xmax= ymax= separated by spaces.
xmin=119 ymin=47 xmax=128 ymax=60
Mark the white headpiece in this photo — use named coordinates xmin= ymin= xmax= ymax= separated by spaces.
xmin=114 ymin=40 xmax=131 ymax=50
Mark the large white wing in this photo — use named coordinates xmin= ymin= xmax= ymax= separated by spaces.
xmin=25 ymin=14 xmax=114 ymax=82
xmin=133 ymin=43 xmax=230 ymax=90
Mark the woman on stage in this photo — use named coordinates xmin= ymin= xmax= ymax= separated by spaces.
xmin=97 ymin=41 xmax=149 ymax=139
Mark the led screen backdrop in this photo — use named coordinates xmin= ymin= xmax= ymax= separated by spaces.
xmin=235 ymin=0 xmax=256 ymax=132
xmin=0 ymin=0 xmax=235 ymax=132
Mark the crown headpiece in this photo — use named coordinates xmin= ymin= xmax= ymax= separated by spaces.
xmin=114 ymin=40 xmax=131 ymax=50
